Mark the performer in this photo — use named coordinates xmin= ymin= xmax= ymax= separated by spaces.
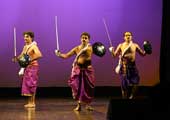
xmin=13 ymin=31 xmax=42 ymax=107
xmin=55 ymin=32 xmax=105 ymax=111
xmin=109 ymin=32 xmax=151 ymax=99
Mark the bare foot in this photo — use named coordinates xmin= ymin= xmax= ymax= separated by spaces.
xmin=74 ymin=104 xmax=81 ymax=111
xmin=129 ymin=94 xmax=134 ymax=99
xmin=85 ymin=105 xmax=94 ymax=111
xmin=24 ymin=104 xmax=36 ymax=108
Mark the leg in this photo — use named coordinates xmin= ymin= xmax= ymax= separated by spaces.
xmin=24 ymin=96 xmax=31 ymax=107
xmin=121 ymin=84 xmax=128 ymax=99
xmin=120 ymin=75 xmax=129 ymax=99
xmin=24 ymin=94 xmax=36 ymax=108
xmin=74 ymin=100 xmax=81 ymax=111
xmin=31 ymin=93 xmax=36 ymax=105
xmin=129 ymin=85 xmax=138 ymax=99
xmin=85 ymin=103 xmax=94 ymax=111
xmin=121 ymin=89 xmax=128 ymax=99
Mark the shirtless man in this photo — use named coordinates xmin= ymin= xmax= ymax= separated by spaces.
xmin=55 ymin=32 xmax=95 ymax=111
xmin=109 ymin=32 xmax=146 ymax=99
xmin=13 ymin=31 xmax=42 ymax=107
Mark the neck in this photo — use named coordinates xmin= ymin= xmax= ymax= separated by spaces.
xmin=125 ymin=40 xmax=132 ymax=44
xmin=26 ymin=41 xmax=36 ymax=46
xmin=26 ymin=42 xmax=32 ymax=45
xmin=81 ymin=43 xmax=88 ymax=47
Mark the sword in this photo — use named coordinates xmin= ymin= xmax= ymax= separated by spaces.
xmin=55 ymin=16 xmax=59 ymax=50
xmin=13 ymin=27 xmax=17 ymax=56
xmin=102 ymin=18 xmax=113 ymax=47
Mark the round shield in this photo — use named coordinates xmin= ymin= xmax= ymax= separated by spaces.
xmin=92 ymin=42 xmax=106 ymax=57
xmin=143 ymin=40 xmax=152 ymax=54
xmin=18 ymin=54 xmax=30 ymax=67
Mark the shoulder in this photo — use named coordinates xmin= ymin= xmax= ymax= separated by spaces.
xmin=32 ymin=44 xmax=39 ymax=49
xmin=88 ymin=44 xmax=92 ymax=48
xmin=23 ymin=45 xmax=27 ymax=48
xmin=132 ymin=42 xmax=139 ymax=47
xmin=70 ymin=45 xmax=79 ymax=52
xmin=117 ymin=43 xmax=123 ymax=47
xmin=74 ymin=45 xmax=80 ymax=50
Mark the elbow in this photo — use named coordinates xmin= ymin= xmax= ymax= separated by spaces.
xmin=143 ymin=51 xmax=147 ymax=56
xmin=39 ymin=55 xmax=43 ymax=59
xmin=140 ymin=53 xmax=146 ymax=57
xmin=112 ymin=53 xmax=117 ymax=58
xmin=113 ymin=55 xmax=117 ymax=58
xmin=39 ymin=54 xmax=43 ymax=59
xmin=36 ymin=54 xmax=42 ymax=60
xmin=62 ymin=55 xmax=69 ymax=59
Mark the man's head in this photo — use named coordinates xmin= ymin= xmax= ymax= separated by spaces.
xmin=124 ymin=32 xmax=132 ymax=42
xmin=23 ymin=31 xmax=34 ymax=44
xmin=80 ymin=32 xmax=90 ymax=45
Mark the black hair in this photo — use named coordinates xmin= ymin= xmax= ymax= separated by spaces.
xmin=23 ymin=31 xmax=34 ymax=41
xmin=81 ymin=32 xmax=90 ymax=39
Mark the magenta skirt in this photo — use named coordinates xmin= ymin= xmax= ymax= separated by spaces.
xmin=21 ymin=65 xmax=39 ymax=96
xmin=68 ymin=66 xmax=95 ymax=103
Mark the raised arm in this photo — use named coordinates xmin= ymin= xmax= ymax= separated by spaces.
xmin=12 ymin=46 xmax=26 ymax=62
xmin=136 ymin=44 xmax=146 ymax=56
xmin=110 ymin=44 xmax=121 ymax=57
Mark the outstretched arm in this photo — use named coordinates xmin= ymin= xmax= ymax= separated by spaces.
xmin=55 ymin=47 xmax=77 ymax=59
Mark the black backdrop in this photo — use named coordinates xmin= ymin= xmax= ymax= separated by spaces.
xmin=161 ymin=0 xmax=170 ymax=88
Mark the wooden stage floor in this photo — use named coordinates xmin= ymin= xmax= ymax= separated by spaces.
xmin=0 ymin=96 xmax=168 ymax=120
xmin=0 ymin=97 xmax=109 ymax=120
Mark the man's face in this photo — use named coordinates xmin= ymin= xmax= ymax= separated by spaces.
xmin=24 ymin=34 xmax=32 ymax=44
xmin=81 ymin=35 xmax=89 ymax=44
xmin=124 ymin=32 xmax=132 ymax=42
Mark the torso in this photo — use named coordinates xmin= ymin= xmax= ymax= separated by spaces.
xmin=23 ymin=44 xmax=39 ymax=66
xmin=120 ymin=42 xmax=137 ymax=62
xmin=75 ymin=45 xmax=92 ymax=65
